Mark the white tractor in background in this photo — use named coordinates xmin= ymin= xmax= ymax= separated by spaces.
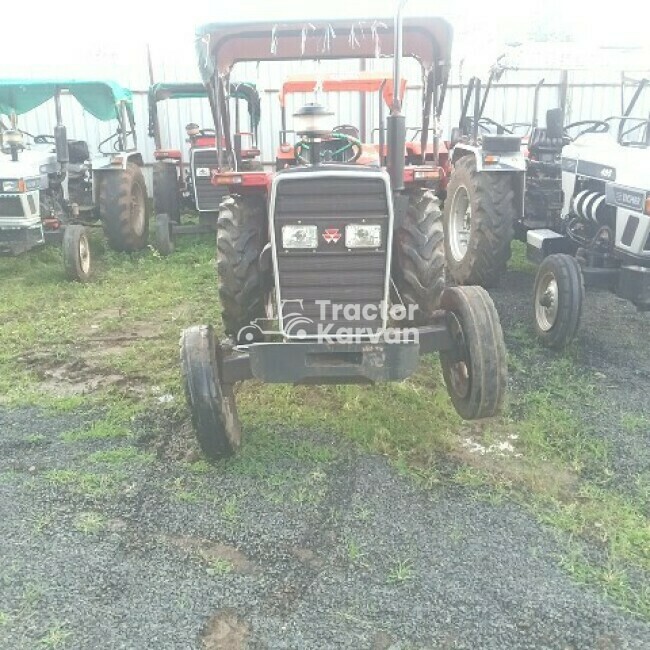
xmin=529 ymin=78 xmax=650 ymax=347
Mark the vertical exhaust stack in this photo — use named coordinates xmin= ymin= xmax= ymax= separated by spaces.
xmin=53 ymin=89 xmax=69 ymax=166
xmin=386 ymin=0 xmax=407 ymax=192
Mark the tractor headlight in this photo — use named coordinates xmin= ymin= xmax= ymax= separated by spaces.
xmin=1 ymin=180 xmax=22 ymax=192
xmin=345 ymin=224 xmax=381 ymax=248
xmin=282 ymin=224 xmax=318 ymax=249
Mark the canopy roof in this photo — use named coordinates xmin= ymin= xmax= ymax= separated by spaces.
xmin=195 ymin=17 xmax=453 ymax=80
xmin=279 ymin=72 xmax=407 ymax=108
xmin=147 ymin=81 xmax=261 ymax=133
xmin=0 ymin=79 xmax=132 ymax=121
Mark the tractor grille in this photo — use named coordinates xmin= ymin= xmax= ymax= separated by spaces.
xmin=191 ymin=149 xmax=228 ymax=211
xmin=272 ymin=171 xmax=391 ymax=338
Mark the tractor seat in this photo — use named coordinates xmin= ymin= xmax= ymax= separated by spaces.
xmin=528 ymin=127 xmax=564 ymax=153
xmin=68 ymin=139 xmax=90 ymax=165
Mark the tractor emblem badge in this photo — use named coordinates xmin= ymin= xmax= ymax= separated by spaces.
xmin=322 ymin=228 xmax=341 ymax=243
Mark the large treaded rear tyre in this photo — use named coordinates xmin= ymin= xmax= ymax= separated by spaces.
xmin=533 ymin=254 xmax=584 ymax=349
xmin=99 ymin=162 xmax=149 ymax=252
xmin=153 ymin=162 xmax=181 ymax=223
xmin=393 ymin=189 xmax=445 ymax=324
xmin=216 ymin=194 xmax=267 ymax=339
xmin=155 ymin=213 xmax=175 ymax=257
xmin=444 ymin=155 xmax=515 ymax=287
xmin=180 ymin=325 xmax=241 ymax=460
xmin=439 ymin=286 xmax=507 ymax=419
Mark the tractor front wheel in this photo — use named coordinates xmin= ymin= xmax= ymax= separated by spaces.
xmin=99 ymin=162 xmax=149 ymax=252
xmin=533 ymin=254 xmax=584 ymax=349
xmin=444 ymin=155 xmax=515 ymax=287
xmin=216 ymin=194 xmax=267 ymax=340
xmin=155 ymin=214 xmax=175 ymax=256
xmin=393 ymin=189 xmax=446 ymax=325
xmin=153 ymin=161 xmax=181 ymax=223
xmin=439 ymin=286 xmax=507 ymax=419
xmin=180 ymin=325 xmax=241 ymax=460
xmin=62 ymin=225 xmax=91 ymax=283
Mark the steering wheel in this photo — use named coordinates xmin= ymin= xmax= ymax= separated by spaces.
xmin=564 ymin=120 xmax=609 ymax=140
xmin=294 ymin=132 xmax=363 ymax=165
xmin=34 ymin=134 xmax=56 ymax=144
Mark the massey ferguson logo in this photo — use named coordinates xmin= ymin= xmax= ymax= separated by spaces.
xmin=322 ymin=228 xmax=341 ymax=244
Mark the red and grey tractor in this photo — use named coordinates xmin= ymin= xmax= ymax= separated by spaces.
xmin=0 ymin=79 xmax=149 ymax=281
xmin=181 ymin=11 xmax=508 ymax=459
xmin=148 ymin=81 xmax=261 ymax=254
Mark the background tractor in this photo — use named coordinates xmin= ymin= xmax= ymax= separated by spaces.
xmin=180 ymin=10 xmax=508 ymax=460
xmin=0 ymin=79 xmax=149 ymax=281
xmin=530 ymin=76 xmax=650 ymax=347
xmin=275 ymin=71 xmax=450 ymax=188
xmin=148 ymin=81 xmax=261 ymax=255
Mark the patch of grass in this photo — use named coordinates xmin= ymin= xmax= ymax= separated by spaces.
xmin=204 ymin=557 xmax=233 ymax=577
xmin=73 ymin=511 xmax=106 ymax=534
xmin=168 ymin=477 xmax=200 ymax=503
xmin=0 ymin=611 xmax=9 ymax=626
xmin=220 ymin=496 xmax=239 ymax=524
xmin=508 ymin=239 xmax=536 ymax=273
xmin=43 ymin=469 xmax=124 ymax=499
xmin=32 ymin=513 xmax=55 ymax=534
xmin=387 ymin=558 xmax=414 ymax=584
xmin=346 ymin=538 xmax=366 ymax=564
xmin=87 ymin=446 xmax=154 ymax=465
xmin=26 ymin=434 xmax=47 ymax=444
xmin=39 ymin=623 xmax=72 ymax=648
xmin=61 ymin=420 xmax=130 ymax=443
xmin=621 ymin=412 xmax=650 ymax=433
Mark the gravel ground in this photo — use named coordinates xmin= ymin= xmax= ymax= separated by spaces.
xmin=1 ymin=269 xmax=649 ymax=650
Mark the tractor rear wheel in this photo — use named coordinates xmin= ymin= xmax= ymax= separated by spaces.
xmin=439 ymin=286 xmax=507 ymax=419
xmin=180 ymin=325 xmax=241 ymax=460
xmin=153 ymin=162 xmax=181 ymax=223
xmin=393 ymin=189 xmax=445 ymax=325
xmin=444 ymin=155 xmax=515 ymax=287
xmin=99 ymin=162 xmax=149 ymax=252
xmin=533 ymin=253 xmax=584 ymax=349
xmin=62 ymin=225 xmax=91 ymax=283
xmin=216 ymin=194 xmax=267 ymax=340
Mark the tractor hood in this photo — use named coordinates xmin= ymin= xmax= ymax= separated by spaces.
xmin=0 ymin=146 xmax=56 ymax=180
xmin=195 ymin=17 xmax=453 ymax=80
xmin=0 ymin=79 xmax=133 ymax=122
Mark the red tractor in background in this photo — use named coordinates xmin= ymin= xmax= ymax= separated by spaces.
xmin=181 ymin=11 xmax=507 ymax=460
xmin=274 ymin=71 xmax=451 ymax=192
xmin=148 ymin=81 xmax=261 ymax=254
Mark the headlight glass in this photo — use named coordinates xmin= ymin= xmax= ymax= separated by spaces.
xmin=2 ymin=180 xmax=20 ymax=192
xmin=282 ymin=224 xmax=318 ymax=249
xmin=345 ymin=224 xmax=381 ymax=248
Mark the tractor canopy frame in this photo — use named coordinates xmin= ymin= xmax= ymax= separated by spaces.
xmin=0 ymin=79 xmax=137 ymax=153
xmin=147 ymin=81 xmax=261 ymax=151
xmin=195 ymin=17 xmax=453 ymax=171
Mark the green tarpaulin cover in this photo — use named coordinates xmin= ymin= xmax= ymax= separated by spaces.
xmin=0 ymin=79 xmax=133 ymax=121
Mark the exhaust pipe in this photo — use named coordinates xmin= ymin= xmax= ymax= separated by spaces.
xmin=386 ymin=0 xmax=408 ymax=192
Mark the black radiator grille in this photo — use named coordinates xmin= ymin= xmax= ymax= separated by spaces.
xmin=191 ymin=149 xmax=227 ymax=211
xmin=273 ymin=174 xmax=390 ymax=338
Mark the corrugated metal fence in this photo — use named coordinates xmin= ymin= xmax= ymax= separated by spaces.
xmin=12 ymin=59 xmax=649 ymax=194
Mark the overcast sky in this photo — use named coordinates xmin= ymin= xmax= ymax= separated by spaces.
xmin=1 ymin=0 xmax=648 ymax=76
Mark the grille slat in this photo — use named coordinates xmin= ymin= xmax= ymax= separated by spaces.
xmin=273 ymin=173 xmax=390 ymax=337
xmin=192 ymin=149 xmax=227 ymax=211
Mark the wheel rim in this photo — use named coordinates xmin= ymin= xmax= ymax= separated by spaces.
xmin=446 ymin=313 xmax=471 ymax=399
xmin=535 ymin=271 xmax=559 ymax=332
xmin=449 ymin=185 xmax=471 ymax=262
xmin=131 ymin=184 xmax=145 ymax=235
xmin=79 ymin=234 xmax=90 ymax=274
